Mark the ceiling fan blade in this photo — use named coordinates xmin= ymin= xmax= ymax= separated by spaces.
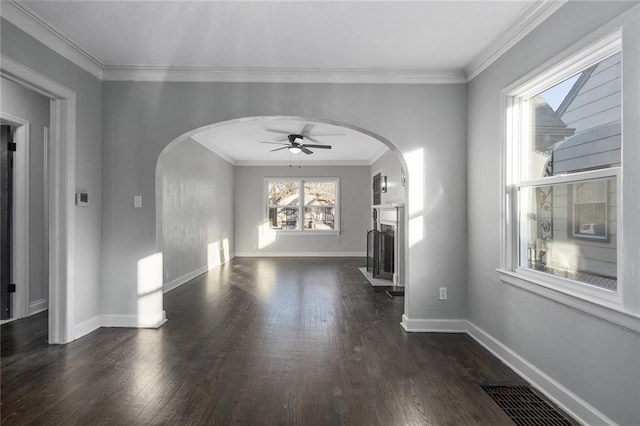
xmin=270 ymin=146 xmax=289 ymax=152
xmin=302 ymin=144 xmax=331 ymax=149
xmin=260 ymin=141 xmax=288 ymax=145
xmin=265 ymin=128 xmax=291 ymax=135
xmin=300 ymin=123 xmax=315 ymax=135
xmin=300 ymin=146 xmax=313 ymax=155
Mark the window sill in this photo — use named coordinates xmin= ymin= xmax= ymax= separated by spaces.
xmin=497 ymin=269 xmax=640 ymax=333
xmin=272 ymin=230 xmax=341 ymax=236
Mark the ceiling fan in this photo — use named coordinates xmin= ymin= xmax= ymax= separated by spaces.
xmin=260 ymin=124 xmax=339 ymax=155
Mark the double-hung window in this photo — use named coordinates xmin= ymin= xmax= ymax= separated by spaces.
xmin=265 ymin=178 xmax=339 ymax=233
xmin=501 ymin=32 xmax=623 ymax=306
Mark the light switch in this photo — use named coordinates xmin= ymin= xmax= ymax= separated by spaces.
xmin=134 ymin=195 xmax=142 ymax=208
xmin=75 ymin=193 xmax=89 ymax=207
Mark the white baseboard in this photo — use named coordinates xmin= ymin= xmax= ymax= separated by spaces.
xmin=400 ymin=315 xmax=467 ymax=332
xmin=102 ymin=311 xmax=167 ymax=329
xmin=73 ymin=315 xmax=102 ymax=340
xmin=72 ymin=311 xmax=168 ymax=339
xmin=465 ymin=321 xmax=614 ymax=426
xmin=164 ymin=265 xmax=208 ymax=293
xmin=235 ymin=251 xmax=366 ymax=257
xmin=29 ymin=299 xmax=48 ymax=315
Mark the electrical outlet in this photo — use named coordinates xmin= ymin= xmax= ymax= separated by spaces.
xmin=439 ymin=287 xmax=448 ymax=300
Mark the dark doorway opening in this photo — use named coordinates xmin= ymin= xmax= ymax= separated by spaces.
xmin=1 ymin=124 xmax=15 ymax=320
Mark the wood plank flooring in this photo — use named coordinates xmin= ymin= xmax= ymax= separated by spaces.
xmin=1 ymin=257 xmax=527 ymax=425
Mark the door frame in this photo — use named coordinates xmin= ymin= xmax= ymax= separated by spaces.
xmin=0 ymin=114 xmax=30 ymax=322
xmin=1 ymin=55 xmax=76 ymax=344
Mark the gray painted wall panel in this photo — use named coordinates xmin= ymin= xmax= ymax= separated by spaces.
xmin=158 ymin=138 xmax=234 ymax=285
xmin=101 ymin=81 xmax=468 ymax=321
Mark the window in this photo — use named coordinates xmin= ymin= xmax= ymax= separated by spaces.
xmin=502 ymin=33 xmax=622 ymax=304
xmin=266 ymin=178 xmax=339 ymax=233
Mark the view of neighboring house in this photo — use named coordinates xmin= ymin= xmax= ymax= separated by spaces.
xmin=526 ymin=52 xmax=620 ymax=290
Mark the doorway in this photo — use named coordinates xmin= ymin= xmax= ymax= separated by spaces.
xmin=1 ymin=124 xmax=15 ymax=320
xmin=1 ymin=84 xmax=50 ymax=327
xmin=1 ymin=57 xmax=76 ymax=344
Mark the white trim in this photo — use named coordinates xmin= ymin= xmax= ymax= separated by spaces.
xmin=400 ymin=315 xmax=467 ymax=333
xmin=466 ymin=321 xmax=615 ymax=426
xmin=235 ymin=251 xmax=365 ymax=258
xmin=28 ymin=298 xmax=47 ymax=315
xmin=191 ymin=134 xmax=237 ymax=165
xmin=0 ymin=113 xmax=30 ymax=320
xmin=503 ymin=29 xmax=623 ymax=97
xmin=72 ymin=315 xmax=101 ymax=340
xmin=101 ymin=312 xmax=167 ymax=329
xmin=1 ymin=54 xmax=77 ymax=345
xmin=465 ymin=0 xmax=568 ymax=81
xmin=102 ymin=66 xmax=466 ymax=84
xmin=0 ymin=1 xmax=104 ymax=79
xmin=498 ymin=269 xmax=639 ymax=333
xmin=368 ymin=146 xmax=389 ymax=166
xmin=500 ymin=30 xmax=626 ymax=315
xmin=163 ymin=265 xmax=208 ymax=294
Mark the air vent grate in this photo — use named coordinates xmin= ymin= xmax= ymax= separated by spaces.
xmin=482 ymin=385 xmax=575 ymax=426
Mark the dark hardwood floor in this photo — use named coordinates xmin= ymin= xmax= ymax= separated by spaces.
xmin=1 ymin=257 xmax=527 ymax=425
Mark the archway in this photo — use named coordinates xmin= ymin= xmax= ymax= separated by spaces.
xmin=155 ymin=116 xmax=410 ymax=320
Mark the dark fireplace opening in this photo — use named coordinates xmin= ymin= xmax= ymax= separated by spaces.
xmin=367 ymin=225 xmax=395 ymax=280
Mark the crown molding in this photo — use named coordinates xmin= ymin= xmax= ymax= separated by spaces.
xmin=0 ymin=1 xmax=104 ymax=79
xmin=464 ymin=0 xmax=568 ymax=82
xmin=2 ymin=0 xmax=564 ymax=85
xmin=102 ymin=65 xmax=466 ymax=84
xmin=191 ymin=134 xmax=238 ymax=165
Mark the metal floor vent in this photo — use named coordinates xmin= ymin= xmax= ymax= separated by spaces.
xmin=482 ymin=385 xmax=575 ymax=426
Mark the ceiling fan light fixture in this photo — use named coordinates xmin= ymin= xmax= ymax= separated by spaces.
xmin=288 ymin=146 xmax=302 ymax=154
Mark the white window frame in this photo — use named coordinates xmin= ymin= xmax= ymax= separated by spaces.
xmin=264 ymin=177 xmax=340 ymax=235
xmin=499 ymin=31 xmax=624 ymax=311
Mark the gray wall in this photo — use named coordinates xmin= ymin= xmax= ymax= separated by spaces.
xmin=1 ymin=18 xmax=103 ymax=330
xmin=370 ymin=149 xmax=406 ymax=207
xmin=467 ymin=2 xmax=640 ymax=424
xmin=101 ymin=81 xmax=468 ymax=322
xmin=0 ymin=77 xmax=50 ymax=310
xmin=234 ymin=165 xmax=370 ymax=255
xmin=158 ymin=138 xmax=234 ymax=286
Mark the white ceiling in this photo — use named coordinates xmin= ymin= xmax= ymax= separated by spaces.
xmin=192 ymin=118 xmax=389 ymax=166
xmin=3 ymin=0 xmax=566 ymax=164
xmin=19 ymin=1 xmax=530 ymax=71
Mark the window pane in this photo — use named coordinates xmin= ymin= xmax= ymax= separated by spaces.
xmin=518 ymin=177 xmax=617 ymax=290
xmin=268 ymin=181 xmax=299 ymax=207
xmin=304 ymin=181 xmax=336 ymax=205
xmin=268 ymin=207 xmax=298 ymax=230
xmin=304 ymin=207 xmax=335 ymax=230
xmin=524 ymin=52 xmax=621 ymax=179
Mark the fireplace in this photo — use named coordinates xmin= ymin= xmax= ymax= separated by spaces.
xmin=366 ymin=204 xmax=404 ymax=285
xmin=367 ymin=226 xmax=394 ymax=279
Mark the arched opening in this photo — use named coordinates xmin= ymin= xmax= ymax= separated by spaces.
xmin=155 ymin=116 xmax=411 ymax=322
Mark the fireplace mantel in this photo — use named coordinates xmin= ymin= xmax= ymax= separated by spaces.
xmin=373 ymin=203 xmax=404 ymax=226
